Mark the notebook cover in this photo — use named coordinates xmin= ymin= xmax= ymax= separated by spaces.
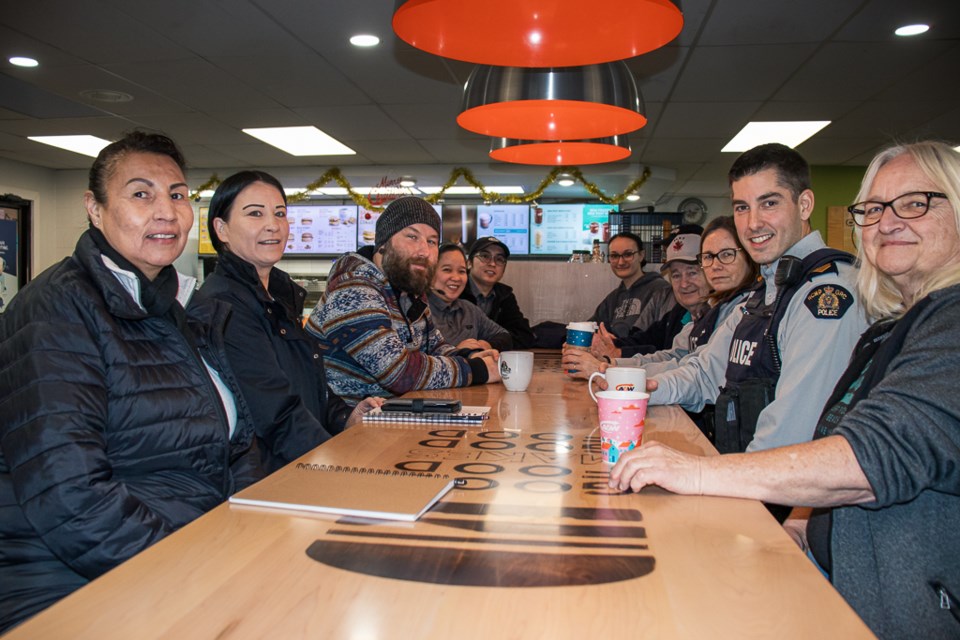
xmin=229 ymin=467 xmax=456 ymax=522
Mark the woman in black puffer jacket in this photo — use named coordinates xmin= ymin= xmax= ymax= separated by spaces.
xmin=0 ymin=132 xmax=258 ymax=632
xmin=191 ymin=171 xmax=382 ymax=474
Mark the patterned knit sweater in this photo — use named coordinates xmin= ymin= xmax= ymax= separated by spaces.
xmin=306 ymin=249 xmax=475 ymax=404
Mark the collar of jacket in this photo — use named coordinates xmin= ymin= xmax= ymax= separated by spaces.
xmin=73 ymin=230 xmax=196 ymax=320
xmin=214 ymin=249 xmax=306 ymax=317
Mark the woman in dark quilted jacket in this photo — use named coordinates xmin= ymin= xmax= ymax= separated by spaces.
xmin=0 ymin=131 xmax=257 ymax=632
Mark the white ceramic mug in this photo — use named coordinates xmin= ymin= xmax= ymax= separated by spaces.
xmin=589 ymin=367 xmax=646 ymax=402
xmin=499 ymin=351 xmax=534 ymax=392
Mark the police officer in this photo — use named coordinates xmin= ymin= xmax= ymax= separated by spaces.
xmin=647 ymin=143 xmax=868 ymax=456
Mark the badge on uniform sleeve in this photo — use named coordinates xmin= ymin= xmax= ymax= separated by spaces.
xmin=804 ymin=284 xmax=853 ymax=319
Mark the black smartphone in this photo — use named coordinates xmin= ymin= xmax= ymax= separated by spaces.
xmin=380 ymin=398 xmax=462 ymax=414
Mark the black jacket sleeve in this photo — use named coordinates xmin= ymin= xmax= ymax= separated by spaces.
xmin=494 ymin=286 xmax=537 ymax=348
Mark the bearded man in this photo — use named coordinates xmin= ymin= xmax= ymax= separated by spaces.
xmin=307 ymin=196 xmax=500 ymax=404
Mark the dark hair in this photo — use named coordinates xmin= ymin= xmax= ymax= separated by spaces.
xmin=207 ymin=170 xmax=287 ymax=254
xmin=727 ymin=143 xmax=811 ymax=201
xmin=439 ymin=242 xmax=466 ymax=260
xmin=88 ymin=130 xmax=186 ymax=205
xmin=608 ymin=231 xmax=646 ymax=267
xmin=701 ymin=215 xmax=759 ymax=305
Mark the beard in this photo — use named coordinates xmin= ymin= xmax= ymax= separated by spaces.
xmin=381 ymin=244 xmax=436 ymax=296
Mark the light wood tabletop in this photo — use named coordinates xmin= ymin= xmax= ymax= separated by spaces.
xmin=2 ymin=352 xmax=874 ymax=639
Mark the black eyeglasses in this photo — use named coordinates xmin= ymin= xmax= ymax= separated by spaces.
xmin=847 ymin=191 xmax=947 ymax=227
xmin=697 ymin=248 xmax=742 ymax=267
xmin=609 ymin=249 xmax=639 ymax=262
xmin=475 ymin=251 xmax=507 ymax=266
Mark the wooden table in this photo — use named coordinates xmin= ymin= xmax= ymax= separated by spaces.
xmin=3 ymin=353 xmax=874 ymax=639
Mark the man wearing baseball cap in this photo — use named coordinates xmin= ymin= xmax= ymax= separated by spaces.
xmin=307 ymin=196 xmax=500 ymax=404
xmin=459 ymin=236 xmax=536 ymax=348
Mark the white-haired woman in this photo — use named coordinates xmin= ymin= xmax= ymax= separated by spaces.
xmin=610 ymin=141 xmax=960 ymax=639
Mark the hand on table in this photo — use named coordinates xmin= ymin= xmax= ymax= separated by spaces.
xmin=457 ymin=338 xmax=492 ymax=351
xmin=480 ymin=355 xmax=502 ymax=383
xmin=346 ymin=396 xmax=386 ymax=427
xmin=560 ymin=346 xmax=605 ymax=380
xmin=608 ymin=441 xmax=703 ymax=495
xmin=590 ymin=323 xmax=621 ymax=360
xmin=468 ymin=348 xmax=499 ymax=361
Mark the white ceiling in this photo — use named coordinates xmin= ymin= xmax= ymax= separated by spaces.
xmin=0 ymin=0 xmax=958 ymax=205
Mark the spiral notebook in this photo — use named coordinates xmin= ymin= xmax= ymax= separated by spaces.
xmin=362 ymin=405 xmax=490 ymax=425
xmin=229 ymin=463 xmax=458 ymax=522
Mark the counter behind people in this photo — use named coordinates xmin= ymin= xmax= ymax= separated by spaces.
xmin=0 ymin=132 xmax=258 ymax=632
xmin=190 ymin=171 xmax=382 ymax=474
xmin=308 ymin=196 xmax=501 ymax=405
xmin=428 ymin=243 xmax=512 ymax=351
xmin=459 ymin=236 xmax=536 ymax=348
xmin=646 ymin=143 xmax=868 ymax=456
xmin=611 ymin=140 xmax=960 ymax=640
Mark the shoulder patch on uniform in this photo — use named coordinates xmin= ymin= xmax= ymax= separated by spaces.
xmin=804 ymin=284 xmax=853 ymax=319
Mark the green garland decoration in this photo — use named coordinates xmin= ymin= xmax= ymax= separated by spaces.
xmin=191 ymin=165 xmax=651 ymax=210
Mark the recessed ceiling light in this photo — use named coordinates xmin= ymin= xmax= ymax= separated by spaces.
xmin=350 ymin=34 xmax=380 ymax=47
xmin=557 ymin=174 xmax=575 ymax=187
xmin=28 ymin=135 xmax=111 ymax=157
xmin=895 ymin=24 xmax=930 ymax=37
xmin=9 ymin=56 xmax=38 ymax=68
xmin=399 ymin=177 xmax=417 ymax=188
xmin=242 ymin=126 xmax=355 ymax=157
xmin=626 ymin=194 xmax=641 ymax=201
xmin=419 ymin=186 xmax=525 ymax=195
xmin=721 ymin=121 xmax=831 ymax=153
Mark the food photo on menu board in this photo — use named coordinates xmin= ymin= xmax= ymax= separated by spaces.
xmin=440 ymin=204 xmax=528 ymax=255
xmin=529 ymin=204 xmax=617 ymax=255
xmin=286 ymin=205 xmax=358 ymax=255
xmin=357 ymin=207 xmax=382 ymax=247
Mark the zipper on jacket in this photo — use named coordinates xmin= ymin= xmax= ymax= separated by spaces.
xmin=933 ymin=581 xmax=960 ymax=625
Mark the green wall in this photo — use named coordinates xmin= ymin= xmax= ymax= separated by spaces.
xmin=809 ymin=165 xmax=867 ymax=235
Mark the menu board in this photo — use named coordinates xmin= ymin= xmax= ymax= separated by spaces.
xmin=286 ymin=205 xmax=358 ymax=255
xmin=476 ymin=204 xmax=529 ymax=255
xmin=357 ymin=207 xmax=380 ymax=247
xmin=529 ymin=204 xmax=617 ymax=255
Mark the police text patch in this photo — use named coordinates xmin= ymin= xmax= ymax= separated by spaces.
xmin=804 ymin=284 xmax=853 ymax=319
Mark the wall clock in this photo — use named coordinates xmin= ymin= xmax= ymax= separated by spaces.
xmin=678 ymin=197 xmax=707 ymax=224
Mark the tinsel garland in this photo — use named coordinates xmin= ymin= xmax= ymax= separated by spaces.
xmin=191 ymin=165 xmax=651 ymax=211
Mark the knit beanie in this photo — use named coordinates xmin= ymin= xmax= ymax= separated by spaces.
xmin=375 ymin=196 xmax=442 ymax=249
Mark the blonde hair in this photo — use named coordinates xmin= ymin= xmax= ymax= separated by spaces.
xmin=855 ymin=141 xmax=960 ymax=321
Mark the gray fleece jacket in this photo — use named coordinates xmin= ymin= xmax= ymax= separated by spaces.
xmin=828 ymin=284 xmax=960 ymax=639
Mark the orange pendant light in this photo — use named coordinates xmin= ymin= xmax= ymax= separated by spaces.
xmin=490 ymin=135 xmax=631 ymax=166
xmin=393 ymin=0 xmax=683 ymax=67
xmin=458 ymin=63 xmax=646 ymax=141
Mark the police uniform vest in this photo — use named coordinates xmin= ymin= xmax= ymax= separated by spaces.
xmin=689 ymin=301 xmax=722 ymax=351
xmin=714 ymin=248 xmax=854 ymax=455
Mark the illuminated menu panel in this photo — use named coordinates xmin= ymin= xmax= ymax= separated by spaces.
xmin=529 ymin=204 xmax=617 ymax=255
xmin=476 ymin=204 xmax=529 ymax=255
xmin=286 ymin=205 xmax=358 ymax=255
